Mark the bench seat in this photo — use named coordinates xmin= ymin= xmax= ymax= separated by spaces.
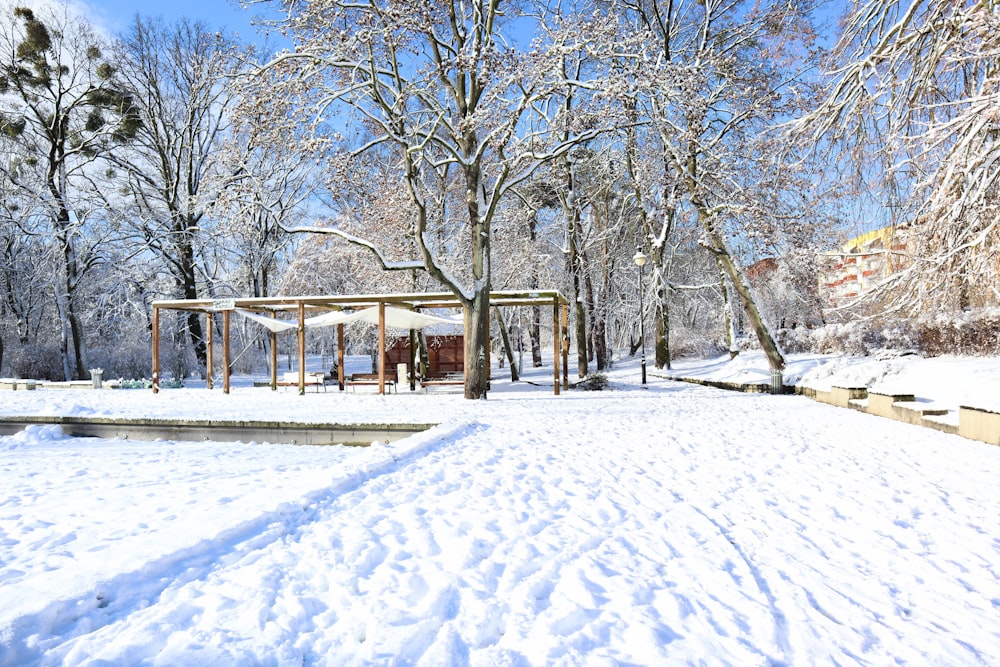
xmin=345 ymin=373 xmax=396 ymax=393
xmin=420 ymin=374 xmax=464 ymax=389
xmin=275 ymin=372 xmax=327 ymax=392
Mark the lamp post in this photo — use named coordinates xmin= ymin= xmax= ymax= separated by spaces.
xmin=633 ymin=247 xmax=648 ymax=385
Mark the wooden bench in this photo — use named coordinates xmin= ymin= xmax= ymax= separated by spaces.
xmin=420 ymin=373 xmax=465 ymax=390
xmin=275 ymin=372 xmax=327 ymax=392
xmin=345 ymin=373 xmax=396 ymax=393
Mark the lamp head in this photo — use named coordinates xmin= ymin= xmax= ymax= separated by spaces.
xmin=633 ymin=248 xmax=648 ymax=267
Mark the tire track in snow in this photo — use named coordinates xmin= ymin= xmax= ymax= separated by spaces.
xmin=684 ymin=500 xmax=792 ymax=664
xmin=6 ymin=421 xmax=473 ymax=667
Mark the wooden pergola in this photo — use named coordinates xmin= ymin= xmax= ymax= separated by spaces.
xmin=151 ymin=290 xmax=570 ymax=396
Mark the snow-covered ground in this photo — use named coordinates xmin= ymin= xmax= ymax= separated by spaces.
xmin=2 ymin=352 xmax=1000 ymax=665
xmin=670 ymin=350 xmax=1000 ymax=415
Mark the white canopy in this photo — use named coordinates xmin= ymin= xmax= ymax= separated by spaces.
xmin=236 ymin=306 xmax=462 ymax=332
xmin=353 ymin=306 xmax=463 ymax=330
xmin=302 ymin=310 xmax=357 ymax=328
xmin=235 ymin=309 xmax=299 ymax=333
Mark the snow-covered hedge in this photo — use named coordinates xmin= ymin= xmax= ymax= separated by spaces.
xmin=772 ymin=309 xmax=1000 ymax=357
xmin=916 ymin=309 xmax=1000 ymax=356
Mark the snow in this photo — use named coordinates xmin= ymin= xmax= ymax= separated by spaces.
xmin=2 ymin=352 xmax=1000 ymax=665
xmin=670 ymin=351 xmax=1000 ymax=414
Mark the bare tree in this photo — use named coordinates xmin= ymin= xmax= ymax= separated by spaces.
xmin=110 ymin=16 xmax=247 ymax=375
xmin=0 ymin=218 xmax=49 ymax=373
xmin=514 ymin=176 xmax=562 ymax=369
xmin=797 ymin=0 xmax=1000 ymax=314
xmin=213 ymin=112 xmax=317 ymax=299
xmin=0 ymin=4 xmax=140 ymax=379
xmin=246 ymin=0 xmax=601 ymax=398
xmin=611 ymin=0 xmax=824 ymax=372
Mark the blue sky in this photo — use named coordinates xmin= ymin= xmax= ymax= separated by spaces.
xmin=81 ymin=0 xmax=265 ymax=39
xmin=79 ymin=0 xmax=846 ymax=49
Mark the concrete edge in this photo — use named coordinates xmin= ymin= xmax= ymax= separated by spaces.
xmin=661 ymin=374 xmax=1000 ymax=446
xmin=0 ymin=416 xmax=438 ymax=446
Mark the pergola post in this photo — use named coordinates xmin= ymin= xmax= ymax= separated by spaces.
xmin=222 ymin=310 xmax=231 ymax=394
xmin=297 ymin=302 xmax=306 ymax=395
xmin=378 ymin=302 xmax=386 ymax=395
xmin=408 ymin=328 xmax=417 ymax=391
xmin=552 ymin=299 xmax=560 ymax=396
xmin=337 ymin=323 xmax=345 ymax=390
xmin=462 ymin=304 xmax=469 ymax=387
xmin=151 ymin=306 xmax=160 ymax=394
xmin=206 ymin=312 xmax=214 ymax=390
xmin=269 ymin=331 xmax=278 ymax=391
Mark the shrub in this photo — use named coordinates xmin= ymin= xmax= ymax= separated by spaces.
xmin=6 ymin=343 xmax=66 ymax=380
xmin=765 ymin=308 xmax=998 ymax=358
xmin=916 ymin=310 xmax=1000 ymax=356
xmin=88 ymin=339 xmax=153 ymax=379
xmin=574 ymin=373 xmax=610 ymax=391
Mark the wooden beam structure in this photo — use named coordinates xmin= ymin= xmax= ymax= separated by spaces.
xmin=337 ymin=323 xmax=346 ymax=390
xmin=222 ymin=310 xmax=231 ymax=394
xmin=408 ymin=329 xmax=417 ymax=391
xmin=150 ymin=290 xmax=570 ymax=395
xmin=378 ymin=301 xmax=386 ymax=395
xmin=151 ymin=305 xmax=160 ymax=392
xmin=297 ymin=302 xmax=306 ymax=395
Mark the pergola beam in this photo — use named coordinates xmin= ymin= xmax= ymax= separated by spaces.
xmin=151 ymin=290 xmax=568 ymax=313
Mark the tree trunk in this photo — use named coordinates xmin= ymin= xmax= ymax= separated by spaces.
xmin=560 ymin=62 xmax=588 ymax=379
xmin=464 ymin=291 xmax=491 ymax=399
xmin=627 ymin=104 xmax=677 ymax=373
xmin=711 ymin=236 xmax=784 ymax=370
xmin=55 ymin=221 xmax=87 ymax=380
xmin=526 ymin=212 xmax=544 ymax=368
xmin=565 ymin=176 xmax=588 ymax=378
xmin=651 ymin=170 xmax=677 ymax=371
xmin=67 ymin=303 xmax=87 ymax=379
xmin=652 ymin=254 xmax=672 ymax=370
xmin=597 ymin=238 xmax=613 ymax=369
xmin=528 ymin=252 xmax=543 ymax=369
xmin=716 ymin=255 xmax=738 ymax=359
xmin=530 ymin=305 xmax=542 ymax=368
xmin=683 ymin=129 xmax=782 ymax=370
xmin=584 ymin=252 xmax=607 ymax=371
xmin=492 ymin=306 xmax=519 ymax=382
xmin=177 ymin=238 xmax=207 ymax=374
xmin=593 ymin=317 xmax=608 ymax=371
xmin=655 ymin=298 xmax=671 ymax=370
xmin=56 ymin=291 xmax=72 ymax=381
xmin=628 ymin=332 xmax=642 ymax=357
xmin=416 ymin=330 xmax=430 ymax=379
xmin=462 ymin=156 xmax=490 ymax=400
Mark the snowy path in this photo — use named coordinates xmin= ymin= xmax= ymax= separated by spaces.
xmin=3 ymin=373 xmax=1000 ymax=664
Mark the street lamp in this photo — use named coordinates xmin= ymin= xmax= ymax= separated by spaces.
xmin=633 ymin=247 xmax=648 ymax=385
